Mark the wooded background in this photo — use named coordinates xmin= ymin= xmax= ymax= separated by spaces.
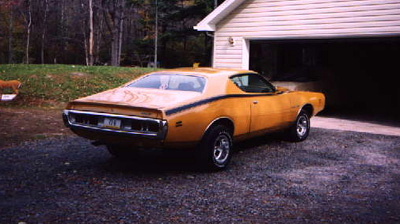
xmin=0 ymin=0 xmax=223 ymax=67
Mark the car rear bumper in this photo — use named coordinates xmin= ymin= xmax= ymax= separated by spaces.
xmin=63 ymin=110 xmax=168 ymax=141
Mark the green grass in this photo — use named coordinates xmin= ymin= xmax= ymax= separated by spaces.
xmin=0 ymin=64 xmax=157 ymax=107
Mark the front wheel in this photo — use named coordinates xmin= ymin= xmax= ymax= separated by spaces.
xmin=287 ymin=110 xmax=310 ymax=142
xmin=197 ymin=125 xmax=233 ymax=171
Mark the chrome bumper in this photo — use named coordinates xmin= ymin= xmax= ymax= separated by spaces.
xmin=63 ymin=110 xmax=168 ymax=140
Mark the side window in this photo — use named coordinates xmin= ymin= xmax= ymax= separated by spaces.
xmin=231 ymin=74 xmax=275 ymax=93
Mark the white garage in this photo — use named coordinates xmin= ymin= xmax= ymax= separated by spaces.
xmin=195 ymin=0 xmax=400 ymax=117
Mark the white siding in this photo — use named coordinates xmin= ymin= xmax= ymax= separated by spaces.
xmin=213 ymin=0 xmax=400 ymax=69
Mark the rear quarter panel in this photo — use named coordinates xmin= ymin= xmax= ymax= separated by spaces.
xmin=288 ymin=91 xmax=326 ymax=116
xmin=164 ymin=97 xmax=251 ymax=144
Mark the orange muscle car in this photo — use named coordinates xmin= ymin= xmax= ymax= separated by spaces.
xmin=63 ymin=68 xmax=325 ymax=170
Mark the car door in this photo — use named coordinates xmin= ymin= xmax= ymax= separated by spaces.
xmin=230 ymin=73 xmax=294 ymax=133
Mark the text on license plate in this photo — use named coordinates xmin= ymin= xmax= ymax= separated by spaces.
xmin=103 ymin=118 xmax=122 ymax=129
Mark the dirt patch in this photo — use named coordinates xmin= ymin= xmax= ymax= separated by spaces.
xmin=70 ymin=72 xmax=91 ymax=79
xmin=0 ymin=106 xmax=73 ymax=149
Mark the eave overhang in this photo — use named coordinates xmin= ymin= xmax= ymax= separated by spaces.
xmin=194 ymin=0 xmax=247 ymax=31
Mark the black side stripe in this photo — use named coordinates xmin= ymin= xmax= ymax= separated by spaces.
xmin=165 ymin=93 xmax=277 ymax=116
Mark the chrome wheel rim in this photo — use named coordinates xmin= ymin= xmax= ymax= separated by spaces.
xmin=296 ymin=115 xmax=309 ymax=137
xmin=213 ymin=134 xmax=230 ymax=164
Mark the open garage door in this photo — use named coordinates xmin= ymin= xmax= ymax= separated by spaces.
xmin=250 ymin=37 xmax=400 ymax=118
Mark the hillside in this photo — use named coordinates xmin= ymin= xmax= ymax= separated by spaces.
xmin=0 ymin=64 xmax=157 ymax=107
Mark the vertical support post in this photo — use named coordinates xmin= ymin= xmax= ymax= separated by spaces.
xmin=242 ymin=38 xmax=250 ymax=70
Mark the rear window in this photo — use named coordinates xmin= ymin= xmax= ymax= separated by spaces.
xmin=127 ymin=73 xmax=206 ymax=93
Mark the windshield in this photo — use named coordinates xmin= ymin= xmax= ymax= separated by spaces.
xmin=127 ymin=73 xmax=206 ymax=93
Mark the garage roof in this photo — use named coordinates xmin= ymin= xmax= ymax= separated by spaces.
xmin=193 ymin=0 xmax=247 ymax=31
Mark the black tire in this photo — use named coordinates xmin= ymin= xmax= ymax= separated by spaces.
xmin=287 ymin=110 xmax=310 ymax=142
xmin=197 ymin=125 xmax=233 ymax=171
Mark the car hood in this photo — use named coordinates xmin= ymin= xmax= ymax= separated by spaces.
xmin=73 ymin=87 xmax=202 ymax=110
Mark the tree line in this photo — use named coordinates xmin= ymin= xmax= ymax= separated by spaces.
xmin=0 ymin=0 xmax=223 ymax=67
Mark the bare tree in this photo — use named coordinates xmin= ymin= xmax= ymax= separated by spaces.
xmin=24 ymin=0 xmax=32 ymax=64
xmin=40 ymin=0 xmax=49 ymax=64
xmin=8 ymin=6 xmax=14 ymax=63
xmin=88 ymin=0 xmax=94 ymax=65
xmin=101 ymin=0 xmax=126 ymax=66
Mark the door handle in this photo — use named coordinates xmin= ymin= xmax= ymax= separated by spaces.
xmin=253 ymin=101 xmax=259 ymax=104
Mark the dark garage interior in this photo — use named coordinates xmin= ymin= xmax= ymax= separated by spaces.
xmin=250 ymin=37 xmax=400 ymax=119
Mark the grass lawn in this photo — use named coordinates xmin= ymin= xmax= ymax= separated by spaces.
xmin=0 ymin=64 xmax=157 ymax=107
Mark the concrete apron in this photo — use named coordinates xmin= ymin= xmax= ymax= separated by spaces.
xmin=312 ymin=116 xmax=400 ymax=137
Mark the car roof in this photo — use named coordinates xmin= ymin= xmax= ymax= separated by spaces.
xmin=154 ymin=67 xmax=257 ymax=78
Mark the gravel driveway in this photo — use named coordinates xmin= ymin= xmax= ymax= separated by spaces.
xmin=1 ymin=128 xmax=400 ymax=223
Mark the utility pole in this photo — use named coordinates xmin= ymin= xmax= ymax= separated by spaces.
xmin=154 ymin=0 xmax=158 ymax=68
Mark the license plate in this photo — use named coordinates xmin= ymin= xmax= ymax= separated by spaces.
xmin=103 ymin=118 xmax=122 ymax=129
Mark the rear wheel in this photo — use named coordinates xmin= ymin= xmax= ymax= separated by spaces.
xmin=197 ymin=125 xmax=233 ymax=171
xmin=287 ymin=110 xmax=310 ymax=142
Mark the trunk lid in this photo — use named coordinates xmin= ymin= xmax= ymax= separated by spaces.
xmin=67 ymin=87 xmax=202 ymax=118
